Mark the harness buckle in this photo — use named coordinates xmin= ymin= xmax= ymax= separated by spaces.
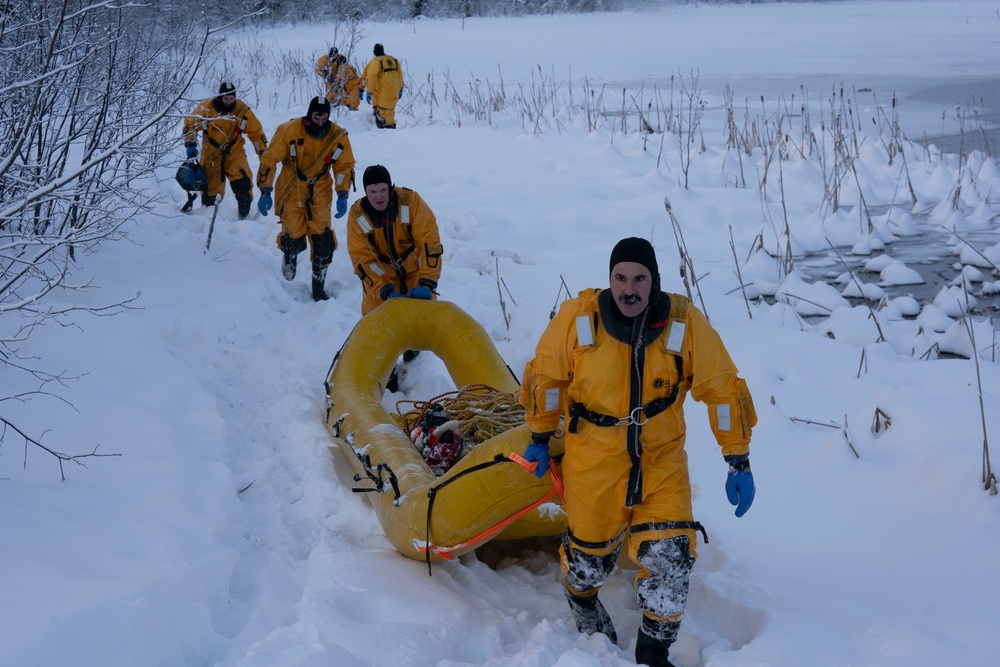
xmin=618 ymin=406 xmax=648 ymax=426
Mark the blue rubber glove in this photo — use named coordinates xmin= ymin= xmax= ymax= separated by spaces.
xmin=185 ymin=142 xmax=198 ymax=159
xmin=406 ymin=286 xmax=433 ymax=300
xmin=725 ymin=456 xmax=755 ymax=517
xmin=366 ymin=92 xmax=372 ymax=105
xmin=257 ymin=188 xmax=273 ymax=216
xmin=335 ymin=192 xmax=348 ymax=218
xmin=380 ymin=284 xmax=403 ymax=301
xmin=523 ymin=435 xmax=551 ymax=478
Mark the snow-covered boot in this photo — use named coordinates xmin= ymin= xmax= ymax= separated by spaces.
xmin=233 ymin=177 xmax=253 ymax=219
xmin=311 ymin=264 xmax=329 ymax=301
xmin=311 ymin=278 xmax=328 ymax=301
xmin=237 ymin=197 xmax=251 ymax=219
xmin=279 ymin=233 xmax=304 ymax=281
xmin=565 ymin=590 xmax=617 ymax=644
xmin=282 ymin=252 xmax=296 ymax=281
xmin=634 ymin=618 xmax=679 ymax=667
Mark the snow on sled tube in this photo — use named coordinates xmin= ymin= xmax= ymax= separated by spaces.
xmin=324 ymin=298 xmax=567 ymax=563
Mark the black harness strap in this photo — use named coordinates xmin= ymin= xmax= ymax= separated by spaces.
xmin=568 ymin=373 xmax=682 ymax=434
xmin=203 ymin=117 xmax=246 ymax=184
xmin=293 ymin=141 xmax=342 ymax=222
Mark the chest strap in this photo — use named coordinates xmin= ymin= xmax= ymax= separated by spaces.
xmin=568 ymin=383 xmax=681 ymax=434
xmin=291 ymin=140 xmax=343 ymax=221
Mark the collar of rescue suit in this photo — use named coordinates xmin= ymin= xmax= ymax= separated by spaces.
xmin=212 ymin=97 xmax=236 ymax=114
xmin=302 ymin=117 xmax=332 ymax=139
xmin=360 ymin=189 xmax=399 ymax=227
xmin=596 ymin=288 xmax=669 ymax=347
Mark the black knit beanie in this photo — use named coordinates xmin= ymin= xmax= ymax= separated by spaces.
xmin=218 ymin=81 xmax=236 ymax=95
xmin=610 ymin=237 xmax=660 ymax=290
xmin=374 ymin=43 xmax=385 ymax=56
xmin=363 ymin=164 xmax=392 ymax=189
xmin=307 ymin=96 xmax=331 ymax=116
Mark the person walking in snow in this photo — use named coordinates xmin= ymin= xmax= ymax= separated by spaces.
xmin=347 ymin=164 xmax=442 ymax=392
xmin=316 ymin=47 xmax=363 ymax=111
xmin=518 ymin=237 xmax=757 ymax=667
xmin=361 ymin=43 xmax=404 ymax=129
xmin=347 ymin=164 xmax=442 ymax=315
xmin=256 ymin=96 xmax=356 ymax=302
xmin=182 ymin=82 xmax=268 ymax=219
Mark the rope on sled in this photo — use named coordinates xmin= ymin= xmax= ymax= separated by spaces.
xmin=396 ymin=384 xmax=525 ymax=444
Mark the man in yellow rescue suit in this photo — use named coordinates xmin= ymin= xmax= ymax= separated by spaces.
xmin=315 ymin=47 xmax=363 ymax=110
xmin=346 ymin=164 xmax=442 ymax=316
xmin=182 ymin=82 xmax=268 ymax=219
xmin=347 ymin=164 xmax=442 ymax=392
xmin=256 ymin=97 xmax=356 ymax=302
xmin=519 ymin=237 xmax=757 ymax=667
xmin=361 ymin=43 xmax=404 ymax=129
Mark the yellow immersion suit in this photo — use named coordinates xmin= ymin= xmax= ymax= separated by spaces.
xmin=316 ymin=54 xmax=363 ymax=110
xmin=182 ymin=97 xmax=268 ymax=213
xmin=361 ymin=54 xmax=404 ymax=127
xmin=256 ymin=117 xmax=355 ymax=263
xmin=346 ymin=187 xmax=443 ymax=315
xmin=519 ymin=288 xmax=756 ymax=633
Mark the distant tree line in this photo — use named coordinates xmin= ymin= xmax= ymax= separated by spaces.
xmin=174 ymin=0 xmax=827 ymax=25
xmin=197 ymin=0 xmax=660 ymax=23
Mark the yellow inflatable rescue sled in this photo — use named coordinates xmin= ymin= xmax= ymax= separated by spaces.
xmin=323 ymin=298 xmax=566 ymax=565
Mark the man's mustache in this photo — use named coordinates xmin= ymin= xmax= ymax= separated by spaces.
xmin=619 ymin=293 xmax=642 ymax=305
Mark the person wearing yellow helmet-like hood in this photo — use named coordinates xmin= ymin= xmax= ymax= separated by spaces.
xmin=518 ymin=237 xmax=758 ymax=667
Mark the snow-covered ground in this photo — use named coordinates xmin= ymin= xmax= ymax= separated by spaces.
xmin=3 ymin=2 xmax=999 ymax=666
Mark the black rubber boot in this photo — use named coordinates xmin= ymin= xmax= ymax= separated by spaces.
xmin=202 ymin=194 xmax=217 ymax=208
xmin=311 ymin=264 xmax=328 ymax=301
xmin=232 ymin=176 xmax=253 ymax=219
xmin=236 ymin=198 xmax=252 ymax=219
xmin=282 ymin=252 xmax=297 ymax=281
xmin=279 ymin=233 xmax=305 ymax=281
xmin=635 ymin=619 xmax=679 ymax=667
xmin=565 ymin=591 xmax=617 ymax=644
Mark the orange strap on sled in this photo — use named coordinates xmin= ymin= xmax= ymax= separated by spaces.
xmin=417 ymin=455 xmax=564 ymax=572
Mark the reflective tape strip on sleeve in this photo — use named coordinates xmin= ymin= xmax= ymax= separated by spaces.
xmin=335 ymin=173 xmax=345 ymax=186
xmin=400 ymin=205 xmax=410 ymax=225
xmin=331 ymin=145 xmax=343 ymax=160
xmin=356 ymin=215 xmax=372 ymax=234
xmin=717 ymin=403 xmax=731 ymax=431
xmin=545 ymin=387 xmax=560 ymax=412
xmin=368 ymin=262 xmax=385 ymax=277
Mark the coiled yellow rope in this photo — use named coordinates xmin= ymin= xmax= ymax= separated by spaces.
xmin=396 ymin=383 xmax=525 ymax=444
